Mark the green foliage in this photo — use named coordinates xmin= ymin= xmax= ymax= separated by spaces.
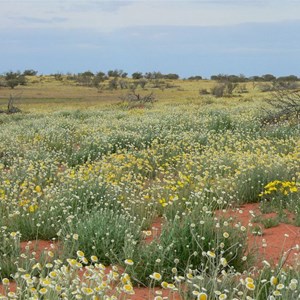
xmin=132 ymin=72 xmax=143 ymax=79
xmin=130 ymin=210 xmax=249 ymax=284
xmin=62 ymin=209 xmax=142 ymax=265
xmin=107 ymin=69 xmax=127 ymax=78
xmin=261 ymin=217 xmax=280 ymax=229
xmin=108 ymin=78 xmax=119 ymax=90
xmin=22 ymin=69 xmax=38 ymax=76
xmin=258 ymin=180 xmax=300 ymax=224
xmin=0 ymin=229 xmax=20 ymax=278
xmin=208 ymin=111 xmax=236 ymax=132
xmin=188 ymin=75 xmax=203 ymax=80
xmin=4 ymin=71 xmax=26 ymax=89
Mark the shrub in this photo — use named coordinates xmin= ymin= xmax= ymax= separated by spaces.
xmin=211 ymin=82 xmax=237 ymax=97
xmin=22 ymin=69 xmax=38 ymax=76
xmin=0 ymin=229 xmax=20 ymax=278
xmin=199 ymin=88 xmax=210 ymax=95
xmin=132 ymin=72 xmax=144 ymax=80
xmin=119 ymin=91 xmax=157 ymax=108
xmin=131 ymin=210 xmax=249 ymax=284
xmin=108 ymin=78 xmax=119 ymax=90
xmin=4 ymin=71 xmax=26 ymax=89
xmin=62 ymin=209 xmax=142 ymax=265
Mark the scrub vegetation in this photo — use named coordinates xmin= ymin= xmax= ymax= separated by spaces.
xmin=0 ymin=72 xmax=299 ymax=299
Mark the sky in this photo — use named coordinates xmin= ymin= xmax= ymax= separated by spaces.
xmin=0 ymin=0 xmax=300 ymax=78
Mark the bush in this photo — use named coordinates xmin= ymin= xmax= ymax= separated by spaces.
xmin=164 ymin=73 xmax=179 ymax=80
xmin=132 ymin=72 xmax=144 ymax=80
xmin=199 ymin=88 xmax=210 ymax=95
xmin=119 ymin=91 xmax=157 ymax=109
xmin=62 ymin=209 xmax=142 ymax=265
xmin=211 ymin=82 xmax=238 ymax=97
xmin=108 ymin=78 xmax=119 ymax=90
xmin=22 ymin=69 xmax=38 ymax=76
xmin=131 ymin=210 xmax=249 ymax=284
xmin=108 ymin=69 xmax=127 ymax=78
xmin=4 ymin=71 xmax=26 ymax=89
xmin=258 ymin=83 xmax=274 ymax=92
xmin=0 ymin=228 xmax=21 ymax=278
xmin=211 ymin=84 xmax=226 ymax=97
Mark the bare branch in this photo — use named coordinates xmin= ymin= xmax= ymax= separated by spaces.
xmin=262 ymin=88 xmax=300 ymax=125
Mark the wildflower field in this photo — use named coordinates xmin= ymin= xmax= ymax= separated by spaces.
xmin=0 ymin=78 xmax=299 ymax=299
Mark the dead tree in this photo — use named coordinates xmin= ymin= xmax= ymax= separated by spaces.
xmin=7 ymin=94 xmax=22 ymax=114
xmin=119 ymin=90 xmax=156 ymax=104
xmin=261 ymin=89 xmax=300 ymax=125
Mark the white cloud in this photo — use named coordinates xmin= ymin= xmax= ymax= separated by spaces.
xmin=0 ymin=0 xmax=300 ymax=31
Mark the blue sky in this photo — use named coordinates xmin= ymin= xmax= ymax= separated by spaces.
xmin=0 ymin=0 xmax=300 ymax=78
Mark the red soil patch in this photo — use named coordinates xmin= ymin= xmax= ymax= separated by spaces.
xmin=0 ymin=240 xmax=57 ymax=295
xmin=0 ymin=282 xmax=16 ymax=295
xmin=143 ymin=217 xmax=164 ymax=244
xmin=216 ymin=203 xmax=300 ymax=266
xmin=129 ymin=287 xmax=181 ymax=300
xmin=20 ymin=240 xmax=59 ymax=259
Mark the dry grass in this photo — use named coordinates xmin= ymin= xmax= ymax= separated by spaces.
xmin=0 ymin=76 xmax=267 ymax=112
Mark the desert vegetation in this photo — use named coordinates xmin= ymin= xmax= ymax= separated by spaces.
xmin=0 ymin=72 xmax=299 ymax=299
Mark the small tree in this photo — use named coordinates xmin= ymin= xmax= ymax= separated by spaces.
xmin=4 ymin=71 xmax=26 ymax=89
xmin=95 ymin=72 xmax=107 ymax=81
xmin=91 ymin=72 xmax=107 ymax=90
xmin=164 ymin=73 xmax=179 ymax=80
xmin=262 ymin=74 xmax=276 ymax=81
xmin=144 ymin=72 xmax=163 ymax=80
xmin=76 ymin=71 xmax=94 ymax=86
xmin=277 ymin=75 xmax=299 ymax=82
xmin=81 ymin=71 xmax=94 ymax=77
xmin=92 ymin=77 xmax=103 ymax=90
xmin=107 ymin=69 xmax=126 ymax=78
xmin=23 ymin=69 xmax=38 ymax=76
xmin=53 ymin=73 xmax=63 ymax=81
xmin=132 ymin=72 xmax=143 ymax=80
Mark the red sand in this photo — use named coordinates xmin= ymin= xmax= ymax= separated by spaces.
xmin=0 ymin=240 xmax=56 ymax=295
xmin=1 ymin=204 xmax=299 ymax=299
xmin=20 ymin=240 xmax=59 ymax=258
xmin=216 ymin=203 xmax=300 ymax=266
xmin=143 ymin=217 xmax=163 ymax=244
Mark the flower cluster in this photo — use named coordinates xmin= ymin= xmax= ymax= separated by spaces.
xmin=259 ymin=180 xmax=298 ymax=197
